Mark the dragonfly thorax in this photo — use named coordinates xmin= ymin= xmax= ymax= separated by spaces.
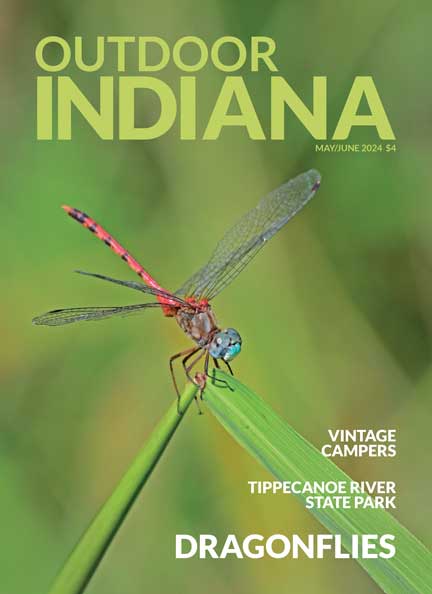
xmin=175 ymin=306 xmax=242 ymax=361
xmin=175 ymin=305 xmax=218 ymax=347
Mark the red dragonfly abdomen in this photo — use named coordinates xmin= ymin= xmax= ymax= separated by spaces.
xmin=62 ymin=205 xmax=178 ymax=313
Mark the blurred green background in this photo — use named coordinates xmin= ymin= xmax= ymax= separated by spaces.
xmin=1 ymin=0 xmax=431 ymax=592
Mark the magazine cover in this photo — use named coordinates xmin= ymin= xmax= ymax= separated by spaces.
xmin=3 ymin=2 xmax=431 ymax=593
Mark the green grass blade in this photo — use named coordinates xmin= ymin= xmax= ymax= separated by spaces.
xmin=204 ymin=370 xmax=432 ymax=594
xmin=48 ymin=381 xmax=198 ymax=594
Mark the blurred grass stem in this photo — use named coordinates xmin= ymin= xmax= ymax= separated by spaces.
xmin=48 ymin=381 xmax=198 ymax=594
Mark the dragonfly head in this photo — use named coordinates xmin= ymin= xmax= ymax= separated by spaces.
xmin=209 ymin=328 xmax=242 ymax=362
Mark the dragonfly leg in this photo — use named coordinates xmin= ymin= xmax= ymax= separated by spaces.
xmin=169 ymin=347 xmax=198 ymax=414
xmin=197 ymin=351 xmax=211 ymax=401
xmin=188 ymin=353 xmax=210 ymax=407
xmin=208 ymin=357 xmax=235 ymax=392
xmin=183 ymin=348 xmax=205 ymax=381
xmin=219 ymin=359 xmax=234 ymax=375
xmin=183 ymin=349 xmax=206 ymax=415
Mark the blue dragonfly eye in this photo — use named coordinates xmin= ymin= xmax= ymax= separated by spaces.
xmin=209 ymin=328 xmax=242 ymax=361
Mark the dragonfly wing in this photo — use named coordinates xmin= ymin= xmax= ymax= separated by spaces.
xmin=176 ymin=169 xmax=321 ymax=300
xmin=32 ymin=303 xmax=161 ymax=326
xmin=75 ymin=271 xmax=187 ymax=305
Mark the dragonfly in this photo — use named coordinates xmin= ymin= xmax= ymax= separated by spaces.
xmin=33 ymin=169 xmax=321 ymax=408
